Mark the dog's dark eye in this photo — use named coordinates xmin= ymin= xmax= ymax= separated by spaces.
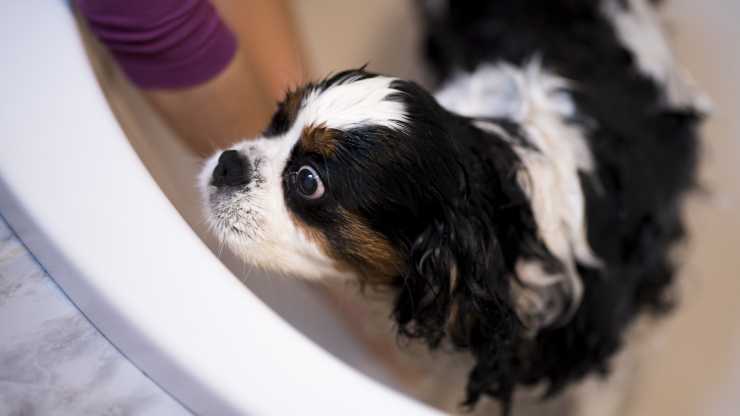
xmin=295 ymin=165 xmax=324 ymax=199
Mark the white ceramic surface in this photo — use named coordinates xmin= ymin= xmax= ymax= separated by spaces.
xmin=0 ymin=2 xmax=439 ymax=415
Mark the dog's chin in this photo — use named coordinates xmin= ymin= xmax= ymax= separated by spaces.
xmin=205 ymin=212 xmax=354 ymax=281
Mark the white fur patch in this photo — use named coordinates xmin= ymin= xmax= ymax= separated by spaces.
xmin=199 ymin=75 xmax=406 ymax=279
xmin=437 ymin=60 xmax=600 ymax=328
xmin=299 ymin=75 xmax=407 ymax=130
xmin=604 ymin=0 xmax=711 ymax=112
xmin=436 ymin=62 xmax=576 ymax=120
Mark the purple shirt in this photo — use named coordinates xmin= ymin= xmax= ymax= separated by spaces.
xmin=76 ymin=0 xmax=237 ymax=89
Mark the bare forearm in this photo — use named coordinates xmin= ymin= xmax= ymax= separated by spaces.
xmin=147 ymin=0 xmax=310 ymax=155
xmin=78 ymin=0 xmax=307 ymax=156
xmin=143 ymin=49 xmax=273 ymax=156
xmin=212 ymin=0 xmax=308 ymax=100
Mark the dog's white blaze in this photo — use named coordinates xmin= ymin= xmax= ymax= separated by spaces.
xmin=299 ymin=75 xmax=407 ymax=131
xmin=199 ymin=76 xmax=406 ymax=279
xmin=438 ymin=60 xmax=599 ymax=327
xmin=604 ymin=0 xmax=711 ymax=112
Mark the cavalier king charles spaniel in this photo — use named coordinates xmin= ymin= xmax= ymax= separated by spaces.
xmin=199 ymin=0 xmax=707 ymax=414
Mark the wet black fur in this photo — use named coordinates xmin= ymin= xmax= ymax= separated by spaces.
xmin=391 ymin=0 xmax=702 ymax=413
xmin=281 ymin=71 xmax=562 ymax=415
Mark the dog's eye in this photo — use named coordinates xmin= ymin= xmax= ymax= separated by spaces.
xmin=295 ymin=165 xmax=325 ymax=199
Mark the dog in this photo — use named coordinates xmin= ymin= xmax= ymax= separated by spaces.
xmin=199 ymin=0 xmax=707 ymax=414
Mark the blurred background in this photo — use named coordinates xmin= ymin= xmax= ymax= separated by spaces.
xmin=81 ymin=0 xmax=739 ymax=414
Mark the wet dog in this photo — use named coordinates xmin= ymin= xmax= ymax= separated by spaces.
xmin=200 ymin=0 xmax=706 ymax=413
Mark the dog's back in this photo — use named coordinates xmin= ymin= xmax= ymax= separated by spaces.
xmin=419 ymin=0 xmax=705 ymax=408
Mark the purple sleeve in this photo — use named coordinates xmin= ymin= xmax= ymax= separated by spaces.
xmin=76 ymin=0 xmax=237 ymax=89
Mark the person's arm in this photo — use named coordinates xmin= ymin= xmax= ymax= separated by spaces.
xmin=143 ymin=47 xmax=274 ymax=156
xmin=76 ymin=0 xmax=306 ymax=156
xmin=211 ymin=0 xmax=308 ymax=101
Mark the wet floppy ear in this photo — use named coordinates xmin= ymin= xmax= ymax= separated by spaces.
xmin=391 ymin=202 xmax=522 ymax=411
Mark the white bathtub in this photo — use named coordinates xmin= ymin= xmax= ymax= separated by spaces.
xmin=0 ymin=2 xmax=439 ymax=415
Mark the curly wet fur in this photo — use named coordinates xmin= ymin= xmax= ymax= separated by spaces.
xmin=391 ymin=0 xmax=703 ymax=412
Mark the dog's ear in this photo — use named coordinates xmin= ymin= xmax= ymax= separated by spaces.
xmin=392 ymin=200 xmax=523 ymax=410
xmin=388 ymin=127 xmax=579 ymax=411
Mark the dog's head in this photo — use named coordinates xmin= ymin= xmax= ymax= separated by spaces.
xmin=200 ymin=69 xmax=478 ymax=285
xmin=199 ymin=68 xmax=576 ymax=408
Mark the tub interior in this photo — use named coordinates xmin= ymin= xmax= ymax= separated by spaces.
xmin=80 ymin=1 xmax=740 ymax=414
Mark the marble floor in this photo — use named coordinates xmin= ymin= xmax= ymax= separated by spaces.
xmin=0 ymin=216 xmax=189 ymax=415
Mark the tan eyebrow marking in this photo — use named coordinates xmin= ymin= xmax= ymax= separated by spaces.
xmin=300 ymin=124 xmax=339 ymax=157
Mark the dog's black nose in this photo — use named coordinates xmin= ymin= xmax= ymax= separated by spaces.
xmin=212 ymin=150 xmax=251 ymax=187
